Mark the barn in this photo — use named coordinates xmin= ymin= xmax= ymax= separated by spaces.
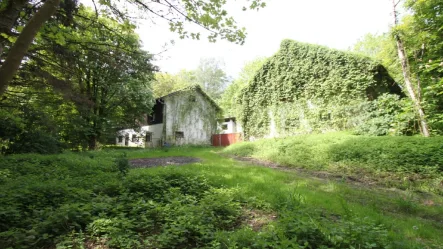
xmin=116 ymin=85 xmax=222 ymax=147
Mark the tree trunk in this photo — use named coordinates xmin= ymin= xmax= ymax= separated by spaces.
xmin=391 ymin=0 xmax=430 ymax=137
xmin=0 ymin=0 xmax=29 ymax=57
xmin=88 ymin=135 xmax=97 ymax=150
xmin=0 ymin=0 xmax=29 ymax=35
xmin=0 ymin=0 xmax=60 ymax=96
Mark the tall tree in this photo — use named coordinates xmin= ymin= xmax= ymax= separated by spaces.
xmin=33 ymin=7 xmax=155 ymax=150
xmin=353 ymin=33 xmax=403 ymax=83
xmin=0 ymin=0 xmax=267 ymax=96
xmin=219 ymin=57 xmax=267 ymax=116
xmin=152 ymin=70 xmax=195 ymax=98
xmin=195 ymin=57 xmax=229 ymax=101
xmin=392 ymin=0 xmax=430 ymax=136
xmin=0 ymin=0 xmax=62 ymax=95
xmin=403 ymin=0 xmax=443 ymax=133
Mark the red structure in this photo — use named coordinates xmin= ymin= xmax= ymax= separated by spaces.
xmin=212 ymin=133 xmax=242 ymax=147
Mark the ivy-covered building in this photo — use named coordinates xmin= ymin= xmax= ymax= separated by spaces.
xmin=239 ymin=40 xmax=404 ymax=139
xmin=116 ymin=85 xmax=221 ymax=147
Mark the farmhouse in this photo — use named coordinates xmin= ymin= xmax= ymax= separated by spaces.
xmin=116 ymin=85 xmax=221 ymax=147
xmin=239 ymin=40 xmax=404 ymax=139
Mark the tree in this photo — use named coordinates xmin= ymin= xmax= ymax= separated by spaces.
xmin=353 ymin=33 xmax=403 ymax=83
xmin=402 ymin=0 xmax=443 ymax=133
xmin=0 ymin=0 xmax=62 ymax=95
xmin=219 ymin=57 xmax=267 ymax=116
xmin=392 ymin=0 xmax=431 ymax=136
xmin=0 ymin=0 xmax=267 ymax=96
xmin=24 ymin=7 xmax=156 ymax=150
xmin=152 ymin=70 xmax=195 ymax=98
xmin=194 ymin=57 xmax=229 ymax=101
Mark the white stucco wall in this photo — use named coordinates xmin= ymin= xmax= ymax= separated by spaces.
xmin=163 ymin=91 xmax=218 ymax=145
xmin=218 ymin=118 xmax=243 ymax=134
xmin=116 ymin=124 xmax=164 ymax=147
xmin=115 ymin=129 xmax=145 ymax=147
xmin=141 ymin=124 xmax=163 ymax=147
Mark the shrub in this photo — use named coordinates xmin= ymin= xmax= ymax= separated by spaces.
xmin=0 ymin=153 xmax=245 ymax=248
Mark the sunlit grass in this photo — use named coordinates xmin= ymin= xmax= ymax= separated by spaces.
xmin=100 ymin=146 xmax=443 ymax=247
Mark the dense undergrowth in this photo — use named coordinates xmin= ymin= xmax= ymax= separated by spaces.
xmin=1 ymin=146 xmax=442 ymax=248
xmin=0 ymin=153 xmax=244 ymax=248
xmin=222 ymin=132 xmax=443 ymax=195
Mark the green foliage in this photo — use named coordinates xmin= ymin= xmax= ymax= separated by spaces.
xmin=353 ymin=94 xmax=416 ymax=136
xmin=1 ymin=6 xmax=156 ymax=151
xmin=239 ymin=40 xmax=404 ymax=138
xmin=152 ymin=58 xmax=228 ymax=102
xmin=220 ymin=57 xmax=267 ymax=116
xmin=223 ymin=132 xmax=443 ymax=194
xmin=1 ymin=147 xmax=442 ymax=248
xmin=114 ymin=153 xmax=130 ymax=176
xmin=402 ymin=0 xmax=443 ymax=134
xmin=0 ymin=106 xmax=63 ymax=155
xmin=354 ymin=0 xmax=443 ymax=135
xmin=152 ymin=71 xmax=194 ymax=98
xmin=0 ymin=152 xmax=245 ymax=248
xmin=213 ymin=208 xmax=390 ymax=249
xmin=194 ymin=57 xmax=229 ymax=101
xmin=353 ymin=33 xmax=403 ymax=84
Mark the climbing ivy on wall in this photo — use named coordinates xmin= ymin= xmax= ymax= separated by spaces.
xmin=239 ymin=40 xmax=406 ymax=138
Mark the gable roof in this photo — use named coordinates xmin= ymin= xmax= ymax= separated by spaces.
xmin=159 ymin=84 xmax=221 ymax=111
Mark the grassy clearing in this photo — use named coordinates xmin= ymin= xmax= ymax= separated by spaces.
xmin=222 ymin=132 xmax=443 ymax=195
xmin=1 ymin=146 xmax=443 ymax=248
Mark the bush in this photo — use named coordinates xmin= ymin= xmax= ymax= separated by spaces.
xmin=5 ymin=131 xmax=63 ymax=155
xmin=329 ymin=136 xmax=443 ymax=173
xmin=0 ymin=153 xmax=245 ymax=248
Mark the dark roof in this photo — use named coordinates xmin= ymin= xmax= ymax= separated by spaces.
xmin=159 ymin=84 xmax=221 ymax=111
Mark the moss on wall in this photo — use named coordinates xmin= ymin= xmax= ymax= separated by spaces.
xmin=163 ymin=86 xmax=221 ymax=145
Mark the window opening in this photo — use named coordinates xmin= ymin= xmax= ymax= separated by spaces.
xmin=132 ymin=134 xmax=139 ymax=142
xmin=175 ymin=131 xmax=184 ymax=139
xmin=146 ymin=133 xmax=152 ymax=142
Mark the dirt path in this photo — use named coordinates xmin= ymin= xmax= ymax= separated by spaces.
xmin=231 ymin=156 xmax=375 ymax=186
xmin=230 ymin=155 xmax=443 ymax=224
xmin=130 ymin=157 xmax=201 ymax=168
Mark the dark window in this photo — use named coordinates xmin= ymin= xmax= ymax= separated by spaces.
xmin=148 ymin=100 xmax=164 ymax=125
xmin=175 ymin=131 xmax=184 ymax=139
xmin=146 ymin=133 xmax=152 ymax=142
xmin=189 ymin=95 xmax=196 ymax=102
xmin=118 ymin=136 xmax=123 ymax=143
xmin=132 ymin=134 xmax=139 ymax=142
xmin=222 ymin=124 xmax=228 ymax=130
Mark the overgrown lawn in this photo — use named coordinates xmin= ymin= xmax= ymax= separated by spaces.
xmin=1 ymin=144 xmax=442 ymax=248
xmin=222 ymin=132 xmax=443 ymax=195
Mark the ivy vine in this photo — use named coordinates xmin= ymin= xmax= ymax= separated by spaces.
xmin=238 ymin=40 xmax=404 ymax=138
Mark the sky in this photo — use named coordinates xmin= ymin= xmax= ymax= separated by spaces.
xmin=82 ymin=0 xmax=396 ymax=78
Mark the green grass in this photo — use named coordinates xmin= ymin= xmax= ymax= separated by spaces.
xmin=1 ymin=145 xmax=443 ymax=248
xmin=222 ymin=132 xmax=443 ymax=195
xmin=128 ymin=147 xmax=443 ymax=248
